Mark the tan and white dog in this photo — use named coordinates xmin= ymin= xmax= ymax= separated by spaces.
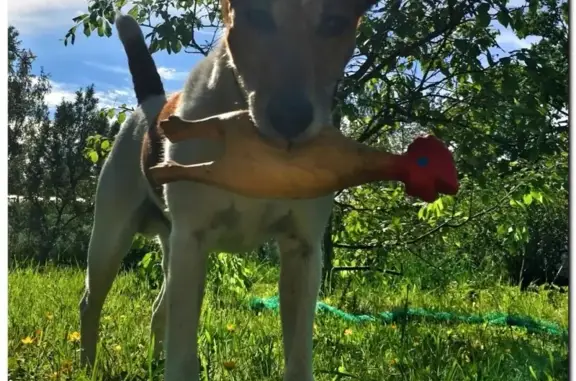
xmin=79 ymin=1 xmax=377 ymax=380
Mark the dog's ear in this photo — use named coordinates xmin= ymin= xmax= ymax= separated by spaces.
xmin=221 ymin=0 xmax=232 ymax=26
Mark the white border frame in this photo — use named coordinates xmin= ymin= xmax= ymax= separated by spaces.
xmin=1 ymin=0 xmax=9 ymax=377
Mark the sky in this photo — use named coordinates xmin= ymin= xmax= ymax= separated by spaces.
xmin=8 ymin=0 xmax=215 ymax=110
xmin=7 ymin=0 xmax=542 ymax=114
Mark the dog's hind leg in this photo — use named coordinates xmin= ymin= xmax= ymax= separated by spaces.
xmin=146 ymin=209 xmax=171 ymax=359
xmin=79 ymin=180 xmax=148 ymax=367
xmin=80 ymin=220 xmax=140 ymax=367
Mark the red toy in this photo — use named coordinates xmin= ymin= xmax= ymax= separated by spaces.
xmin=148 ymin=111 xmax=459 ymax=201
xmin=396 ymin=135 xmax=459 ymax=202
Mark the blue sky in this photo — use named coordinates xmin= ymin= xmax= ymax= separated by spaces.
xmin=8 ymin=0 xmax=540 ymax=113
xmin=8 ymin=0 xmax=217 ymax=110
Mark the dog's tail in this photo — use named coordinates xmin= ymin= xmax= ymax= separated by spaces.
xmin=115 ymin=14 xmax=165 ymax=104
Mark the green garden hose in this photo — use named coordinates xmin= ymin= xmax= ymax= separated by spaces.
xmin=249 ymin=296 xmax=568 ymax=338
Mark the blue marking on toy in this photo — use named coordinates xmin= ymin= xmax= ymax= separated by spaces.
xmin=417 ymin=156 xmax=429 ymax=167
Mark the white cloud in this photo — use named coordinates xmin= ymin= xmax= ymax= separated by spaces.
xmin=9 ymin=0 xmax=220 ymax=37
xmin=157 ymin=66 xmax=189 ymax=81
xmin=8 ymin=0 xmax=84 ymax=17
xmin=94 ymin=88 xmax=135 ymax=108
xmin=45 ymin=81 xmax=135 ymax=110
xmin=84 ymin=61 xmax=188 ymax=82
xmin=83 ymin=61 xmax=129 ymax=75
xmin=45 ymin=81 xmax=77 ymax=107
xmin=8 ymin=0 xmax=85 ymax=34
xmin=496 ymin=28 xmax=542 ymax=50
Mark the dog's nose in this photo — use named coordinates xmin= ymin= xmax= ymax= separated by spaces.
xmin=266 ymin=90 xmax=314 ymax=140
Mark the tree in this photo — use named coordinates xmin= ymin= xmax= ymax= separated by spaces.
xmin=23 ymin=86 xmax=112 ymax=264
xmin=8 ymin=26 xmax=52 ymax=261
xmin=66 ymin=0 xmax=568 ymax=288
xmin=8 ymin=26 xmax=51 ymax=196
xmin=8 ymin=26 xmax=119 ymax=265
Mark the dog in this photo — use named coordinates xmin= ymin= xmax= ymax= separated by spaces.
xmin=79 ymin=1 xmax=377 ymax=380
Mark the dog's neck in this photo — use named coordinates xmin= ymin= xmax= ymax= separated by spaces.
xmin=209 ymin=41 xmax=248 ymax=104
xmin=179 ymin=41 xmax=247 ymax=121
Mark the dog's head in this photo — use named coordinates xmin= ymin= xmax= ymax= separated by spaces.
xmin=221 ymin=0 xmax=377 ymax=143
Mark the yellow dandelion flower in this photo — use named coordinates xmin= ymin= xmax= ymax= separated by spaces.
xmin=223 ymin=360 xmax=236 ymax=370
xmin=343 ymin=328 xmax=353 ymax=336
xmin=68 ymin=331 xmax=81 ymax=343
xmin=390 ymin=323 xmax=397 ymax=329
xmin=113 ymin=344 xmax=122 ymax=352
xmin=226 ymin=323 xmax=236 ymax=332
xmin=21 ymin=336 xmax=34 ymax=344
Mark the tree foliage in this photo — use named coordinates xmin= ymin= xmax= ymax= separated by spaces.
xmin=8 ymin=27 xmax=51 ymax=196
xmin=10 ymin=0 xmax=567 ymax=287
xmin=8 ymin=28 xmax=120 ymax=264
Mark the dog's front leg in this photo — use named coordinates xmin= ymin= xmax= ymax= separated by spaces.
xmin=278 ymin=239 xmax=322 ymax=381
xmin=277 ymin=197 xmax=332 ymax=381
xmin=163 ymin=225 xmax=208 ymax=381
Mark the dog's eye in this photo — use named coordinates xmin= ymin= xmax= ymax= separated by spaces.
xmin=244 ymin=8 xmax=277 ymax=32
xmin=317 ymin=15 xmax=350 ymax=37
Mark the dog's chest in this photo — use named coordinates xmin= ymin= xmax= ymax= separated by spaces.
xmin=207 ymin=196 xmax=292 ymax=252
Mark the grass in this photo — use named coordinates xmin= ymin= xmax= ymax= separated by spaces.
xmin=8 ymin=264 xmax=569 ymax=381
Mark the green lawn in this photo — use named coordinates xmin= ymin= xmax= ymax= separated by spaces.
xmin=8 ymin=266 xmax=568 ymax=380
